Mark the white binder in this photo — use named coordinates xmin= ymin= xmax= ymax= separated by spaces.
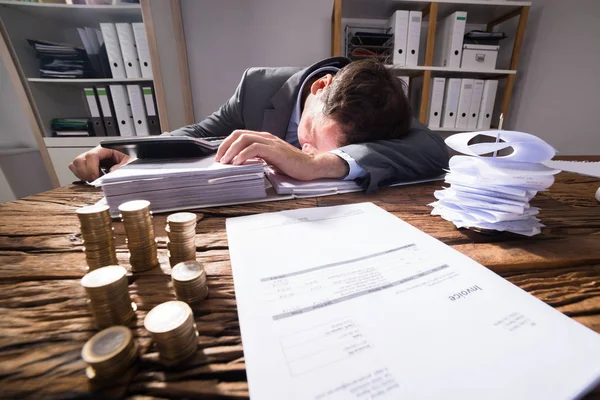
xmin=406 ymin=11 xmax=422 ymax=66
xmin=447 ymin=12 xmax=467 ymax=68
xmin=132 ymin=22 xmax=153 ymax=78
xmin=441 ymin=78 xmax=461 ymax=128
xmin=126 ymin=85 xmax=149 ymax=136
xmin=467 ymin=79 xmax=485 ymax=129
xmin=115 ymin=23 xmax=142 ymax=79
xmin=434 ymin=12 xmax=467 ymax=67
xmin=109 ymin=85 xmax=135 ymax=137
xmin=455 ymin=79 xmax=473 ymax=129
xmin=388 ymin=10 xmax=409 ymax=66
xmin=477 ymin=80 xmax=499 ymax=129
xmin=99 ymin=23 xmax=126 ymax=79
xmin=427 ymin=77 xmax=445 ymax=128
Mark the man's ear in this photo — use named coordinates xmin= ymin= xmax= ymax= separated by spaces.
xmin=310 ymin=74 xmax=334 ymax=95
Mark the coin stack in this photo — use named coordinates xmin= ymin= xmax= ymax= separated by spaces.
xmin=81 ymin=265 xmax=136 ymax=329
xmin=119 ymin=200 xmax=159 ymax=272
xmin=166 ymin=212 xmax=197 ymax=266
xmin=76 ymin=204 xmax=118 ymax=270
xmin=171 ymin=261 xmax=209 ymax=304
xmin=144 ymin=301 xmax=198 ymax=366
xmin=81 ymin=326 xmax=138 ymax=381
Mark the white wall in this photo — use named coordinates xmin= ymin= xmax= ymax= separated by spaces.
xmin=506 ymin=0 xmax=600 ymax=154
xmin=181 ymin=0 xmax=333 ymax=120
xmin=0 ymin=56 xmax=38 ymax=149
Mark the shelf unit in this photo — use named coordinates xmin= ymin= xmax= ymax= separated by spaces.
xmin=331 ymin=0 xmax=531 ymax=130
xmin=0 ymin=0 xmax=193 ymax=188
xmin=28 ymin=77 xmax=154 ymax=83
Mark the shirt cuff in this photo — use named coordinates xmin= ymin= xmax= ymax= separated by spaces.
xmin=329 ymin=149 xmax=369 ymax=181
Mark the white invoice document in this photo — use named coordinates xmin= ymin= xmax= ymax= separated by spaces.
xmin=226 ymin=203 xmax=600 ymax=400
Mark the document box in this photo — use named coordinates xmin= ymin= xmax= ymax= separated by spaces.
xmin=460 ymin=44 xmax=499 ymax=70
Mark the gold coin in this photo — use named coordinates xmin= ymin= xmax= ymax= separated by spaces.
xmin=144 ymin=301 xmax=193 ymax=334
xmin=118 ymin=200 xmax=151 ymax=214
xmin=167 ymin=212 xmax=197 ymax=225
xmin=81 ymin=326 xmax=132 ymax=365
xmin=81 ymin=265 xmax=127 ymax=289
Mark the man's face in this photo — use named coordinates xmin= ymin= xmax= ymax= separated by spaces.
xmin=298 ymin=79 xmax=344 ymax=154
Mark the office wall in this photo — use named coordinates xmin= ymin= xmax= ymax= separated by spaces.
xmin=0 ymin=55 xmax=38 ymax=149
xmin=181 ymin=0 xmax=600 ymax=155
xmin=180 ymin=0 xmax=332 ymax=120
xmin=505 ymin=0 xmax=600 ymax=154
xmin=0 ymin=55 xmax=52 ymax=201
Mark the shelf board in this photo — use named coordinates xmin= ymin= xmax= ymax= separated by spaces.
xmin=44 ymin=137 xmax=105 ymax=148
xmin=28 ymin=77 xmax=153 ymax=84
xmin=0 ymin=0 xmax=142 ymax=24
xmin=342 ymin=0 xmax=531 ymax=23
xmin=391 ymin=65 xmax=516 ymax=75
xmin=0 ymin=1 xmax=141 ymax=10
xmin=429 ymin=126 xmax=497 ymax=132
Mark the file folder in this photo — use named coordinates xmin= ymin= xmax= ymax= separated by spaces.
xmin=388 ymin=10 xmax=409 ymax=66
xmin=132 ymin=22 xmax=152 ymax=78
xmin=109 ymin=84 xmax=135 ymax=137
xmin=455 ymin=79 xmax=473 ymax=129
xmin=441 ymin=78 xmax=461 ymax=128
xmin=127 ymin=85 xmax=150 ymax=136
xmin=427 ymin=77 xmax=445 ymax=128
xmin=142 ymin=86 xmax=161 ymax=135
xmin=116 ymin=23 xmax=142 ymax=79
xmin=406 ymin=11 xmax=422 ymax=66
xmin=83 ymin=87 xmax=106 ymax=136
xmin=434 ymin=11 xmax=467 ymax=67
xmin=99 ymin=23 xmax=126 ymax=79
xmin=95 ymin=86 xmax=119 ymax=136
xmin=477 ymin=80 xmax=498 ymax=130
xmin=467 ymin=79 xmax=484 ymax=129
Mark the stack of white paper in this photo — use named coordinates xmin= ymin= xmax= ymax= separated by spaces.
xmin=265 ymin=167 xmax=361 ymax=196
xmin=430 ymin=130 xmax=559 ymax=236
xmin=92 ymin=156 xmax=266 ymax=216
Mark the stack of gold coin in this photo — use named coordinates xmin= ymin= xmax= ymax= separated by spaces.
xmin=81 ymin=265 xmax=136 ymax=329
xmin=166 ymin=212 xmax=197 ymax=266
xmin=81 ymin=326 xmax=138 ymax=381
xmin=119 ymin=200 xmax=159 ymax=272
xmin=144 ymin=301 xmax=198 ymax=366
xmin=76 ymin=204 xmax=118 ymax=270
xmin=171 ymin=261 xmax=209 ymax=304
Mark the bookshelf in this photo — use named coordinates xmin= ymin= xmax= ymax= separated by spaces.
xmin=0 ymin=0 xmax=192 ymax=188
xmin=331 ymin=0 xmax=531 ymax=131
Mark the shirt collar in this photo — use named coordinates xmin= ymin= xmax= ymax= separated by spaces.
xmin=290 ymin=66 xmax=340 ymax=126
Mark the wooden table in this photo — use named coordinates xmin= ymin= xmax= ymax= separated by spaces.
xmin=1 ymin=172 xmax=600 ymax=399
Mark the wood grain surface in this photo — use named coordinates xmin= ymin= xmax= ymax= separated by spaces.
xmin=1 ymin=172 xmax=599 ymax=399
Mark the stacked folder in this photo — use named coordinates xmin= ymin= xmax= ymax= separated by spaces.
xmin=92 ymin=157 xmax=267 ymax=216
xmin=99 ymin=22 xmax=153 ymax=79
xmin=428 ymin=78 xmax=498 ymax=130
xmin=28 ymin=39 xmax=93 ymax=78
xmin=388 ymin=10 xmax=422 ymax=66
xmin=429 ymin=130 xmax=560 ymax=236
xmin=83 ymin=85 xmax=160 ymax=137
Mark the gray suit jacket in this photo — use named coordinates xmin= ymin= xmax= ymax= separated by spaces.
xmin=169 ymin=57 xmax=449 ymax=192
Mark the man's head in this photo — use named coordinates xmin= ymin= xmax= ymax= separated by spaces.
xmin=298 ymin=59 xmax=411 ymax=154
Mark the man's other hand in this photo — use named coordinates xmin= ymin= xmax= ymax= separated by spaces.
xmin=69 ymin=146 xmax=131 ymax=182
xmin=216 ymin=130 xmax=349 ymax=181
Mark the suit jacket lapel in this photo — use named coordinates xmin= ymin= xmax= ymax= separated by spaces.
xmin=262 ymin=57 xmax=351 ymax=139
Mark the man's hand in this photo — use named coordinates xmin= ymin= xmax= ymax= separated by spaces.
xmin=216 ymin=130 xmax=349 ymax=181
xmin=69 ymin=146 xmax=131 ymax=182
